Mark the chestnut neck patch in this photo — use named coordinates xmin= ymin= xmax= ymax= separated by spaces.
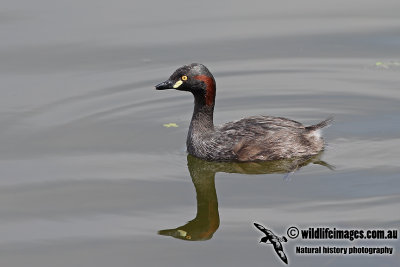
xmin=194 ymin=75 xmax=215 ymax=106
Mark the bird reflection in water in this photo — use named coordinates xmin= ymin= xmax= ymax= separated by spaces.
xmin=158 ymin=153 xmax=333 ymax=241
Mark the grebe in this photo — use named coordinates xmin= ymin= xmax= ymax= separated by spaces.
xmin=156 ymin=63 xmax=332 ymax=162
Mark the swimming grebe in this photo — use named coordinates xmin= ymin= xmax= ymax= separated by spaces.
xmin=155 ymin=63 xmax=332 ymax=162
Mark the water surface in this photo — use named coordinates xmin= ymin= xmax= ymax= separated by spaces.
xmin=1 ymin=0 xmax=399 ymax=266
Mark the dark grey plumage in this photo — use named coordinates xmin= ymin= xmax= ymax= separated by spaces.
xmin=156 ymin=63 xmax=332 ymax=162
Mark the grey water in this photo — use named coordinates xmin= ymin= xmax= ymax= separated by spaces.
xmin=1 ymin=0 xmax=399 ymax=266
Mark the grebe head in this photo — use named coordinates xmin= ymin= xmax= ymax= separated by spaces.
xmin=155 ymin=63 xmax=216 ymax=106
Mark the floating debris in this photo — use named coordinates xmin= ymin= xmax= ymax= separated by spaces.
xmin=374 ymin=61 xmax=400 ymax=69
xmin=163 ymin=123 xmax=179 ymax=128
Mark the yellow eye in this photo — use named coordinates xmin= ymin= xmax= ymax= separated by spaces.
xmin=181 ymin=75 xmax=188 ymax=81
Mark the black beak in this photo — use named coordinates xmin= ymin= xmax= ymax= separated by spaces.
xmin=155 ymin=79 xmax=173 ymax=90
